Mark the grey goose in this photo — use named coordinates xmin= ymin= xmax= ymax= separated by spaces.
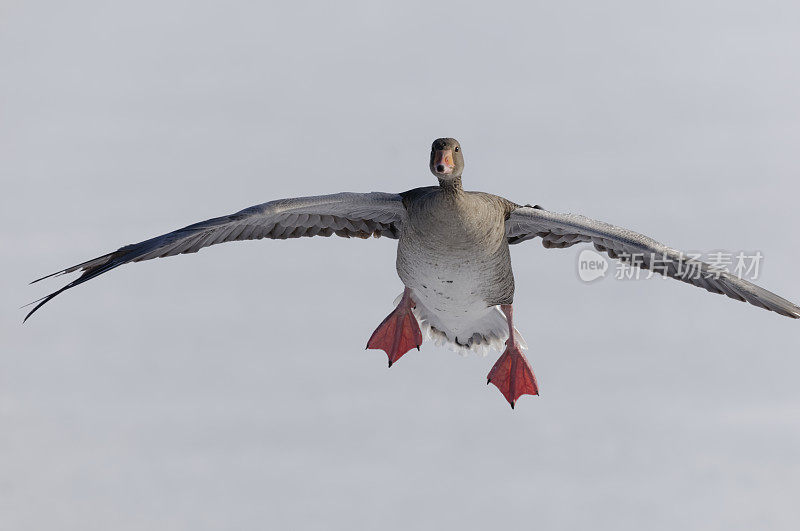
xmin=26 ymin=137 xmax=800 ymax=407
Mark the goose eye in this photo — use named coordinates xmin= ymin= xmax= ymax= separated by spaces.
xmin=454 ymin=146 xmax=460 ymax=152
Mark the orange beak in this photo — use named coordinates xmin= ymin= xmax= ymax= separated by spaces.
xmin=433 ymin=150 xmax=455 ymax=174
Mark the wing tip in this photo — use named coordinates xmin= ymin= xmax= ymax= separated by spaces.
xmin=21 ymin=290 xmax=64 ymax=323
xmin=29 ymin=270 xmax=67 ymax=285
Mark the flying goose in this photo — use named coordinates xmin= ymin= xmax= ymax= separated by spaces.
xmin=26 ymin=137 xmax=800 ymax=408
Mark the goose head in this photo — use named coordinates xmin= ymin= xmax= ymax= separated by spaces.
xmin=430 ymin=137 xmax=464 ymax=182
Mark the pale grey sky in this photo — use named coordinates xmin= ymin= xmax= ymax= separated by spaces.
xmin=2 ymin=1 xmax=800 ymax=530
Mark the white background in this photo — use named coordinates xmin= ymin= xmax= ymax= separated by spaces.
xmin=2 ymin=1 xmax=799 ymax=529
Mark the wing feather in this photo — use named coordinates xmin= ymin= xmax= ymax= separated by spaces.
xmin=26 ymin=192 xmax=405 ymax=321
xmin=506 ymin=206 xmax=800 ymax=318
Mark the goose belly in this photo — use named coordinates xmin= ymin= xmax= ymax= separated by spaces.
xmin=405 ymin=257 xmax=494 ymax=321
xmin=395 ymin=241 xmax=516 ymax=353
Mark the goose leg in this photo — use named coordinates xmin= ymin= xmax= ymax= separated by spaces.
xmin=487 ymin=304 xmax=539 ymax=408
xmin=366 ymin=287 xmax=423 ymax=367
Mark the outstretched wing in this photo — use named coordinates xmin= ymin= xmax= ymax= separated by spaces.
xmin=26 ymin=192 xmax=406 ymax=321
xmin=506 ymin=205 xmax=800 ymax=318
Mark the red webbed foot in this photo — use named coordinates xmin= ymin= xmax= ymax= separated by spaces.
xmin=366 ymin=288 xmax=423 ymax=367
xmin=487 ymin=304 xmax=539 ymax=408
xmin=487 ymin=342 xmax=539 ymax=408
